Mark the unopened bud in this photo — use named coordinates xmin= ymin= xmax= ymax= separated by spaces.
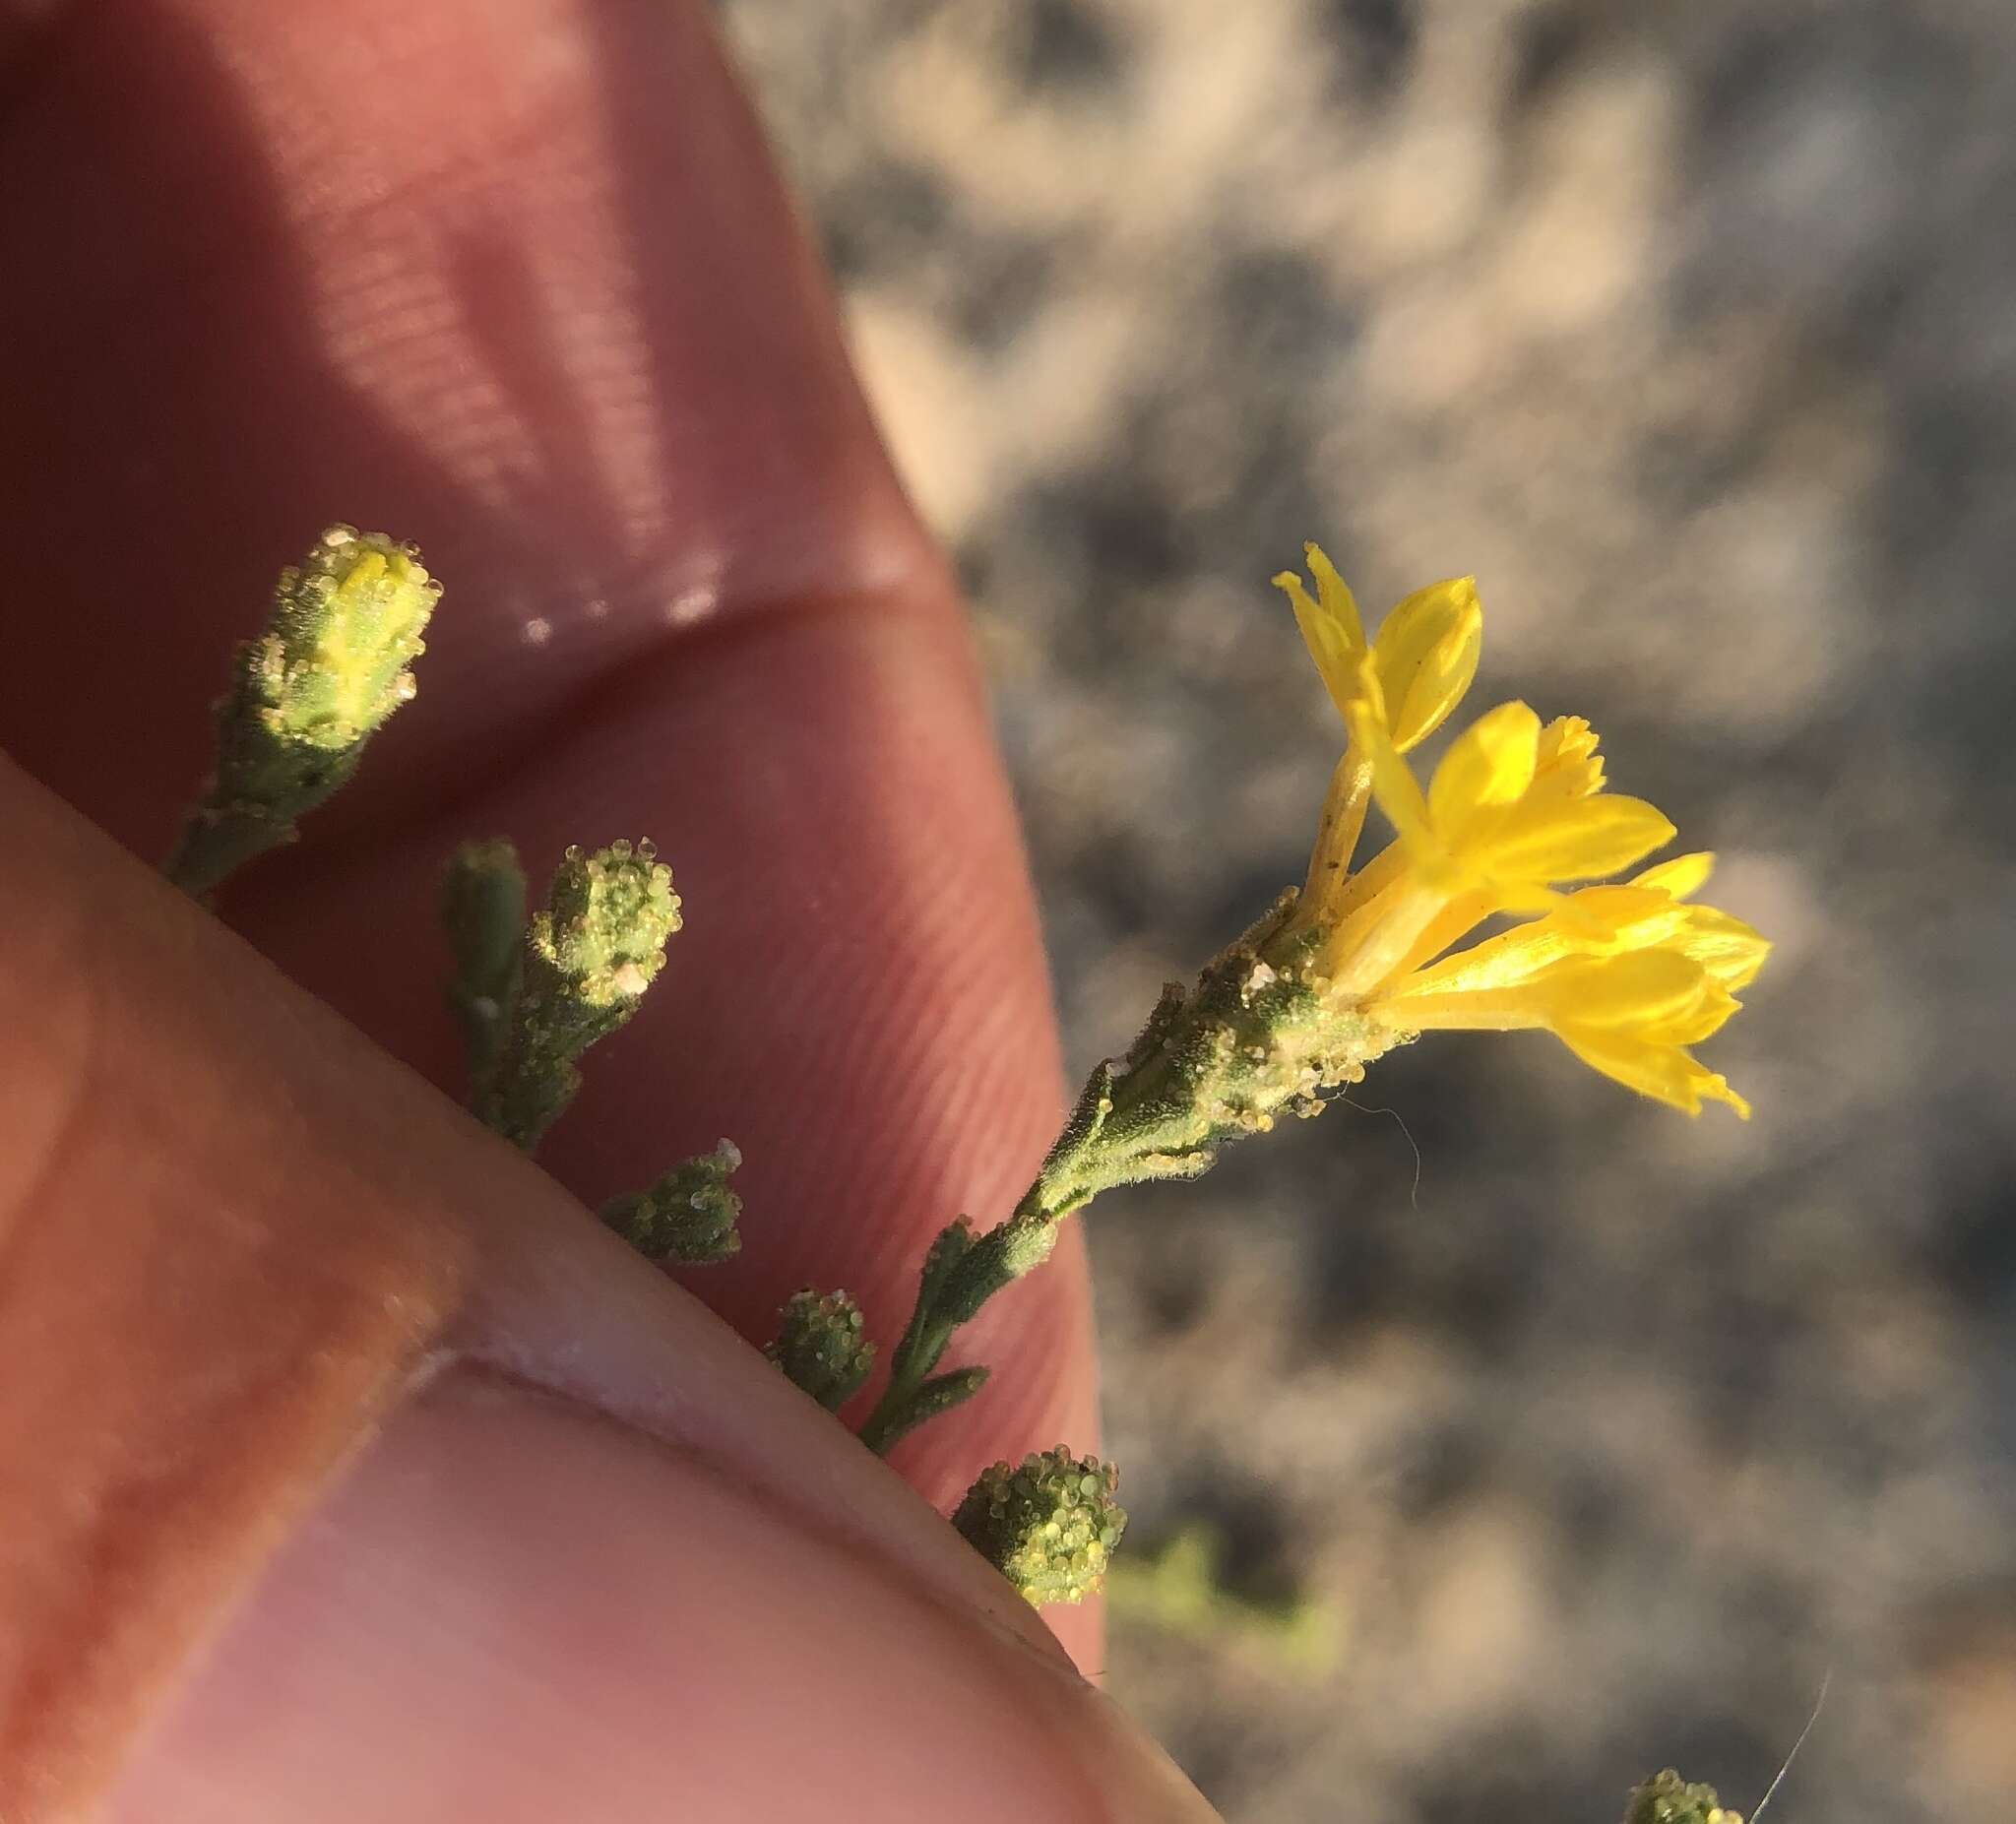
xmin=473 ymin=839 xmax=680 ymax=1152
xmin=534 ymin=839 xmax=680 ymax=1008
xmin=167 ymin=525 xmax=440 ymax=897
xmin=1624 ymin=1771 xmax=1742 ymax=1824
xmin=953 ymin=1448 xmax=1126 ymax=1607
xmin=601 ymin=1141 xmax=743 ymax=1266
xmin=261 ymin=525 xmax=440 ymax=750
xmin=766 ymin=1288 xmax=875 ymax=1410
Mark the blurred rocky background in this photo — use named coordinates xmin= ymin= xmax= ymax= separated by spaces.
xmin=718 ymin=3 xmax=2014 ymax=1818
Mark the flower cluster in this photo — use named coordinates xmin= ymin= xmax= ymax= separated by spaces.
xmin=1272 ymin=545 xmax=1767 ymax=1116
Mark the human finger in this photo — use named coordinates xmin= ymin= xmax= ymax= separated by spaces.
xmin=0 ymin=760 xmax=1206 ymax=1821
xmin=0 ymin=0 xmax=1096 ymax=1533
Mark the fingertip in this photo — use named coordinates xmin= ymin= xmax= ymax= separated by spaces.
xmin=107 ymin=1372 xmax=1216 ymax=1823
xmin=0 ymin=0 xmax=930 ymax=844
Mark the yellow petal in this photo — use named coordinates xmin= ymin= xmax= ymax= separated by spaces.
xmin=1428 ymin=700 xmax=1542 ymax=836
xmin=1377 ymin=886 xmax=1503 ymax=985
xmin=1492 ymin=879 xmax=1579 ymax=917
xmin=1375 ymin=950 xmax=1719 ymax=1039
xmin=1655 ymin=987 xmax=1742 ymax=1047
xmin=1673 ymin=907 xmax=1772 ymax=992
xmin=1699 ymin=1071 xmax=1752 ymax=1119
xmin=1474 ymin=792 xmax=1675 ymax=886
xmin=1347 ymin=672 xmax=1434 ymax=852
xmin=1304 ymin=544 xmax=1365 ymax=644
xmin=1387 ymin=887 xmax=1660 ymax=997
xmin=1556 ymin=1030 xmax=1751 ymax=1118
xmin=1373 ymin=577 xmax=1482 ymax=753
xmin=1537 ymin=714 xmax=1600 ymax=768
xmin=1529 ymin=715 xmax=1606 ymax=803
xmin=1274 ymin=543 xmax=1366 ymax=720
xmin=1535 ymin=949 xmax=1711 ymax=1031
xmin=1633 ymin=851 xmax=1715 ymax=900
xmin=1545 ymin=885 xmax=1674 ymax=938
xmin=1385 ymin=886 xmax=1766 ymax=1015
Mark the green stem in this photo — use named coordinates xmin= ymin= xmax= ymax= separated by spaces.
xmin=164 ymin=808 xmax=297 ymax=900
xmin=858 ymin=1217 xmax=1005 ymax=1452
xmin=855 ymin=1007 xmax=1216 ymax=1454
xmin=443 ymin=840 xmax=529 ymax=1098
xmin=856 ymin=896 xmax=1357 ymax=1456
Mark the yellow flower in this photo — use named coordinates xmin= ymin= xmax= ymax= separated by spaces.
xmin=1269 ymin=546 xmax=1766 ymax=1118
xmin=1385 ymin=852 xmax=1770 ymax=998
xmin=1365 ymin=854 xmax=1769 ymax=1118
xmin=1273 ymin=543 xmax=1481 ymax=752
xmin=1275 ymin=545 xmax=1482 ymax=929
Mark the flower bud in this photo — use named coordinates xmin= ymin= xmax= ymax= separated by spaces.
xmin=1624 ymin=1770 xmax=1742 ymax=1824
xmin=601 ymin=1140 xmax=743 ymax=1266
xmin=764 ymin=1288 xmax=875 ymax=1410
xmin=167 ymin=525 xmax=440 ymax=896
xmin=953 ymin=1448 xmax=1126 ymax=1607
xmin=533 ymin=840 xmax=681 ymax=1008
xmin=259 ymin=525 xmax=440 ymax=750
xmin=474 ymin=839 xmax=681 ymax=1152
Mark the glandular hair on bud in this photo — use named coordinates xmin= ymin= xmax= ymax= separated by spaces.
xmin=766 ymin=1289 xmax=876 ymax=1411
xmin=952 ymin=1448 xmax=1126 ymax=1607
xmin=1624 ymin=1771 xmax=1743 ymax=1824
xmin=534 ymin=839 xmax=681 ymax=1008
xmin=599 ymin=1140 xmax=743 ymax=1265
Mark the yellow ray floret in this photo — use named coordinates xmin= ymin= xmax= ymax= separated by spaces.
xmin=1275 ymin=546 xmax=1484 ymax=930
xmin=1347 ymin=681 xmax=1676 ymax=910
xmin=1273 ymin=543 xmax=1481 ymax=752
xmin=1371 ymin=949 xmax=1752 ymax=1118
xmin=1391 ymin=854 xmax=1770 ymax=999
xmin=1269 ymin=544 xmax=1766 ymax=1118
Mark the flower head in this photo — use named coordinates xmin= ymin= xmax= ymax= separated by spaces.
xmin=953 ymin=1449 xmax=1127 ymax=1607
xmin=167 ymin=526 xmax=441 ymax=898
xmin=260 ymin=525 xmax=440 ymax=750
xmin=1266 ymin=548 xmax=1766 ymax=1117
xmin=601 ymin=1139 xmax=743 ymax=1265
xmin=1625 ymin=1770 xmax=1743 ymax=1824
xmin=534 ymin=839 xmax=681 ymax=1008
xmin=764 ymin=1286 xmax=875 ymax=1410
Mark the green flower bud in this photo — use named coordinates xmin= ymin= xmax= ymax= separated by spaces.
xmin=1625 ymin=1771 xmax=1742 ymax=1824
xmin=601 ymin=1141 xmax=743 ymax=1265
xmin=533 ymin=840 xmax=680 ymax=1007
xmin=258 ymin=525 xmax=438 ymax=749
xmin=765 ymin=1288 xmax=875 ymax=1410
xmin=953 ymin=1448 xmax=1126 ymax=1607
xmin=167 ymin=525 xmax=441 ymax=897
xmin=472 ymin=839 xmax=680 ymax=1153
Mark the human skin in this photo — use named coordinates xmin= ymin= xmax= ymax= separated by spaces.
xmin=0 ymin=1 xmax=1221 ymax=1817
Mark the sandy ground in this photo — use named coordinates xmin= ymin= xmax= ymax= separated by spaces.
xmin=720 ymin=4 xmax=2016 ymax=1818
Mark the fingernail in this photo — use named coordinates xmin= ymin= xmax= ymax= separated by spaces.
xmin=108 ymin=1369 xmax=1219 ymax=1823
